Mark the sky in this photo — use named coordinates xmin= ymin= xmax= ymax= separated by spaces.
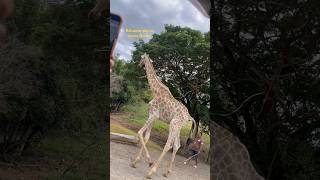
xmin=110 ymin=0 xmax=210 ymax=61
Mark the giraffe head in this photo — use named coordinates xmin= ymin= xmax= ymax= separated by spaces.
xmin=139 ymin=53 xmax=149 ymax=67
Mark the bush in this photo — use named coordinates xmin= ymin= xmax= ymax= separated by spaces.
xmin=110 ymin=73 xmax=128 ymax=111
xmin=0 ymin=39 xmax=57 ymax=159
xmin=111 ymin=58 xmax=151 ymax=111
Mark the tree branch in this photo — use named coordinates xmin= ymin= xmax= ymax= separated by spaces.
xmin=213 ymin=91 xmax=264 ymax=117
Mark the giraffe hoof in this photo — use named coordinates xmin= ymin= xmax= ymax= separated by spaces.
xmin=163 ymin=170 xmax=170 ymax=177
xmin=130 ymin=162 xmax=137 ymax=168
xmin=145 ymin=174 xmax=152 ymax=179
xmin=145 ymin=169 xmax=155 ymax=179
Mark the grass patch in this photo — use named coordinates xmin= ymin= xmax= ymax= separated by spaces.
xmin=110 ymin=122 xmax=136 ymax=136
xmin=110 ymin=122 xmax=161 ymax=150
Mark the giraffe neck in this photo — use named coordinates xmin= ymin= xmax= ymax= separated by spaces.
xmin=144 ymin=58 xmax=172 ymax=96
xmin=211 ymin=121 xmax=264 ymax=180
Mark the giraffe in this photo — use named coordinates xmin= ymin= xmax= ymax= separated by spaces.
xmin=211 ymin=121 xmax=265 ymax=180
xmin=130 ymin=53 xmax=198 ymax=179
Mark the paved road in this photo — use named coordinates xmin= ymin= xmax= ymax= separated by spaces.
xmin=110 ymin=142 xmax=210 ymax=180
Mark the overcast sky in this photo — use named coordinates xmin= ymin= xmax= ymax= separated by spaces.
xmin=111 ymin=0 xmax=210 ymax=60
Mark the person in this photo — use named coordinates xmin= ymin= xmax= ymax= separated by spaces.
xmin=184 ymin=133 xmax=204 ymax=168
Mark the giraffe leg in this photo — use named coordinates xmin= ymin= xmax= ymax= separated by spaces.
xmin=145 ymin=120 xmax=177 ymax=179
xmin=145 ymin=138 xmax=172 ymax=179
xmin=130 ymin=146 xmax=143 ymax=168
xmin=144 ymin=125 xmax=154 ymax=166
xmin=131 ymin=115 xmax=155 ymax=168
xmin=163 ymin=131 xmax=180 ymax=177
xmin=130 ymin=122 xmax=153 ymax=168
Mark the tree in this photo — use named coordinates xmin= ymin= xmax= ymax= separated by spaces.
xmin=211 ymin=0 xmax=320 ymax=179
xmin=27 ymin=0 xmax=108 ymax=132
xmin=0 ymin=39 xmax=57 ymax=159
xmin=0 ymin=0 xmax=108 ymax=159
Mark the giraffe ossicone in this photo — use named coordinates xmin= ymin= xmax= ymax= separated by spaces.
xmin=141 ymin=53 xmax=149 ymax=59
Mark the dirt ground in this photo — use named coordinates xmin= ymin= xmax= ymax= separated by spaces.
xmin=110 ymin=141 xmax=210 ymax=180
xmin=0 ymin=158 xmax=59 ymax=180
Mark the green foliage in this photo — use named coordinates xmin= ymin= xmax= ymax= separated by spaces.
xmin=197 ymin=104 xmax=210 ymax=127
xmin=140 ymin=89 xmax=153 ymax=102
xmin=111 ymin=56 xmax=152 ymax=111
xmin=112 ymin=58 xmax=127 ymax=76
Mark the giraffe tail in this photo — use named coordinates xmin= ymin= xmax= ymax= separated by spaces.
xmin=185 ymin=117 xmax=198 ymax=148
xmin=190 ymin=117 xmax=198 ymax=140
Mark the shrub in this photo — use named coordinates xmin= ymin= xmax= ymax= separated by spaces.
xmin=0 ymin=39 xmax=57 ymax=159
